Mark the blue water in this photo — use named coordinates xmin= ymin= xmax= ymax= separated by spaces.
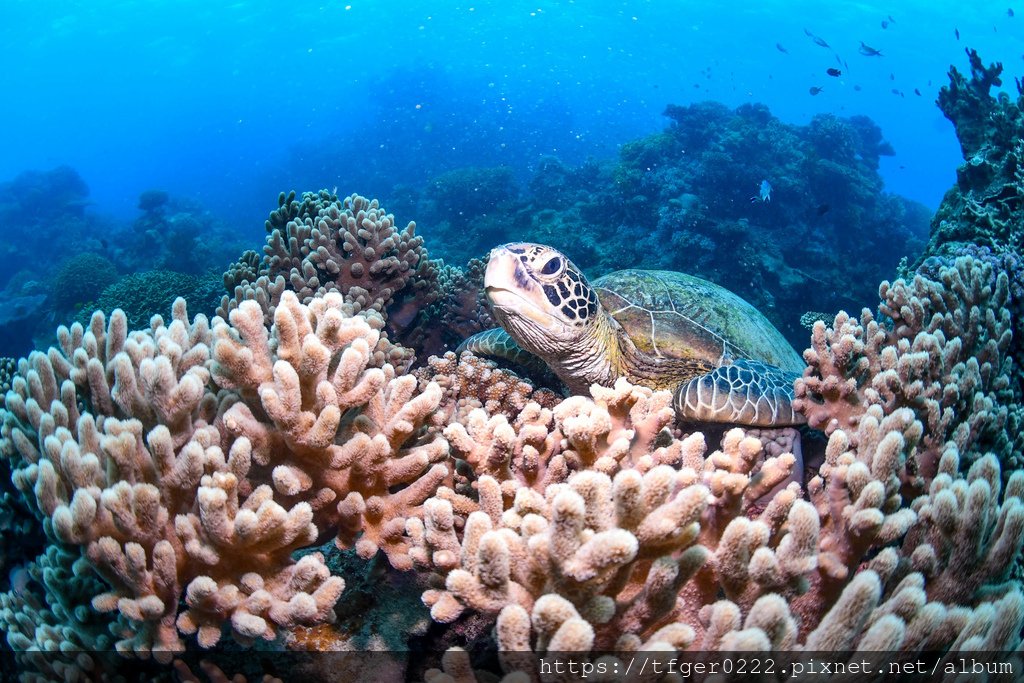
xmin=1 ymin=0 xmax=1021 ymax=234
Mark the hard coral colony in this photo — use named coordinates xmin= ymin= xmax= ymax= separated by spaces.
xmin=0 ymin=53 xmax=1023 ymax=682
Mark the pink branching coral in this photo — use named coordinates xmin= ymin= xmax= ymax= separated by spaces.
xmin=402 ymin=254 xmax=1024 ymax=678
xmin=218 ymin=191 xmax=438 ymax=332
xmin=2 ymin=191 xmax=1023 ymax=683
xmin=414 ymin=350 xmax=560 ymax=425
xmin=794 ymin=256 xmax=1022 ymax=485
xmin=211 ymin=291 xmax=450 ymax=571
xmin=0 ymin=301 xmax=345 ymax=660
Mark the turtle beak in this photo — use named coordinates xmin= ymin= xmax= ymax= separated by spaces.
xmin=484 ymin=247 xmax=558 ymax=330
xmin=484 ymin=246 xmax=520 ymax=293
xmin=485 ymin=247 xmax=530 ymax=308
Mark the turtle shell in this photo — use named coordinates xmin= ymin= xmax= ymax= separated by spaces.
xmin=594 ymin=269 xmax=805 ymax=375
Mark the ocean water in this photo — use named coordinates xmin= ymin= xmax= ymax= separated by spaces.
xmin=2 ymin=0 xmax=1022 ymax=226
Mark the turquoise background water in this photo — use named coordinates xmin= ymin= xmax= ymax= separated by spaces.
xmin=1 ymin=1 xmax=1021 ymax=232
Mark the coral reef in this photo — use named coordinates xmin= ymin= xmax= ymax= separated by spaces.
xmin=82 ymin=270 xmax=225 ymax=331
xmin=1 ymin=181 xmax=1021 ymax=679
xmin=122 ymin=192 xmax=248 ymax=278
xmin=0 ymin=298 xmax=387 ymax=663
xmin=219 ymin=191 xmax=436 ymax=325
xmin=795 ymin=256 xmax=1022 ymax=481
xmin=411 ymin=105 xmax=930 ymax=349
xmin=1 ymin=49 xmax=1022 ymax=679
xmin=926 ymin=49 xmax=1023 ymax=260
xmin=414 ymin=351 xmax=561 ymax=425
xmin=49 ymin=253 xmax=119 ymax=314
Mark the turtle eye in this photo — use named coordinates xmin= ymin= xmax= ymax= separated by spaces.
xmin=540 ymin=257 xmax=562 ymax=275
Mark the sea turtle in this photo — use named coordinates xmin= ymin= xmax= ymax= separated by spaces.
xmin=460 ymin=243 xmax=807 ymax=427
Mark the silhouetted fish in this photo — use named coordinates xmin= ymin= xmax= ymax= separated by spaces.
xmin=882 ymin=20 xmax=889 ymax=29
xmin=955 ymin=27 xmax=960 ymax=40
xmin=804 ymin=28 xmax=830 ymax=48
xmin=890 ymin=72 xmax=895 ymax=80
xmin=859 ymin=41 xmax=883 ymax=56
xmin=888 ymin=14 xmax=896 ymax=23
xmin=809 ymin=86 xmax=824 ymax=95
xmin=816 ymin=203 xmax=830 ymax=216
xmin=751 ymin=180 xmax=773 ymax=202
xmin=777 ymin=42 xmax=789 ymax=54
xmin=853 ymin=84 xmax=863 ymax=91
xmin=914 ymin=88 xmax=922 ymax=96
xmin=827 ymin=68 xmax=842 ymax=77
xmin=1010 ymin=8 xmax=1016 ymax=17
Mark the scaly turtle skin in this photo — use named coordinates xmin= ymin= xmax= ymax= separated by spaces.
xmin=461 ymin=243 xmax=807 ymax=427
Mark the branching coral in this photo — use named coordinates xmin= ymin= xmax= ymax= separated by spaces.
xmin=794 ymin=256 xmax=1021 ymax=482
xmin=411 ymin=383 xmax=807 ymax=646
xmin=218 ymin=191 xmax=437 ymax=330
xmin=403 ymin=245 xmax=1024 ymax=675
xmin=0 ymin=300 xmax=345 ymax=660
xmin=211 ymin=291 xmax=451 ymax=571
xmin=3 ymin=155 xmax=1023 ymax=682
xmin=0 ymin=356 xmax=14 ymax=395
xmin=414 ymin=351 xmax=560 ymax=426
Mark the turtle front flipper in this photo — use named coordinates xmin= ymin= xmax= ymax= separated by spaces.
xmin=673 ymin=358 xmax=806 ymax=427
xmin=457 ymin=328 xmax=550 ymax=376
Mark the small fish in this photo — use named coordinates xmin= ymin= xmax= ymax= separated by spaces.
xmin=914 ymin=88 xmax=922 ymax=96
xmin=776 ymin=42 xmax=789 ymax=54
xmin=827 ymin=67 xmax=842 ymax=77
xmin=859 ymin=41 xmax=883 ymax=56
xmin=891 ymin=88 xmax=904 ymax=97
xmin=955 ymin=27 xmax=960 ymax=40
xmin=888 ymin=14 xmax=896 ymax=23
xmin=804 ymin=28 xmax=830 ymax=48
xmin=750 ymin=180 xmax=772 ymax=203
xmin=809 ymin=86 xmax=824 ymax=95
xmin=816 ymin=203 xmax=830 ymax=216
xmin=853 ymin=84 xmax=863 ymax=91
xmin=890 ymin=72 xmax=895 ymax=80
xmin=881 ymin=20 xmax=889 ymax=29
xmin=1009 ymin=8 xmax=1015 ymax=17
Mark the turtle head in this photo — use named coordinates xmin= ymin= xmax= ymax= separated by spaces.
xmin=484 ymin=243 xmax=600 ymax=356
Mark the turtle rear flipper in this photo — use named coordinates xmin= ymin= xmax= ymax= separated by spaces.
xmin=673 ymin=359 xmax=806 ymax=426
